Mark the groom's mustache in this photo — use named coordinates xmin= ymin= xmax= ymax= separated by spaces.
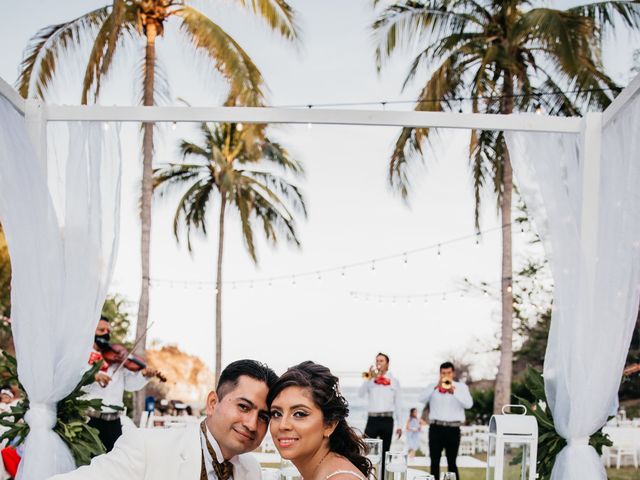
xmin=233 ymin=425 xmax=256 ymax=440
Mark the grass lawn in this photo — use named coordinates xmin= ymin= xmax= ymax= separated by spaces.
xmin=413 ymin=466 xmax=640 ymax=480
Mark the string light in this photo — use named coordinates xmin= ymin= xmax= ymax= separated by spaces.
xmin=276 ymin=87 xmax=621 ymax=110
xmin=236 ymin=123 xmax=244 ymax=131
xmin=171 ymin=121 xmax=177 ymax=131
xmin=150 ymin=223 xmax=509 ymax=290
xmin=348 ymin=284 xmax=498 ymax=304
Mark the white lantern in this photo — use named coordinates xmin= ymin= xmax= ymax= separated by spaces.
xmin=486 ymin=405 xmax=538 ymax=480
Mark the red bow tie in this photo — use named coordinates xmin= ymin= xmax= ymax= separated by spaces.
xmin=437 ymin=387 xmax=454 ymax=394
xmin=374 ymin=376 xmax=391 ymax=386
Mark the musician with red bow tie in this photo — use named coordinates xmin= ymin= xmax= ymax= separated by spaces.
xmin=359 ymin=352 xmax=403 ymax=466
xmin=418 ymin=361 xmax=473 ymax=480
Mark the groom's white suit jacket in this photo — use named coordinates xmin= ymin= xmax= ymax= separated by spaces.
xmin=48 ymin=424 xmax=262 ymax=480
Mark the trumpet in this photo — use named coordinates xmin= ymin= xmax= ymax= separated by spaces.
xmin=440 ymin=377 xmax=454 ymax=390
xmin=362 ymin=366 xmax=380 ymax=380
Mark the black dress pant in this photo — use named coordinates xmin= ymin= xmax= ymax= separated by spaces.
xmin=364 ymin=416 xmax=394 ymax=471
xmin=88 ymin=417 xmax=122 ymax=453
xmin=428 ymin=424 xmax=460 ymax=479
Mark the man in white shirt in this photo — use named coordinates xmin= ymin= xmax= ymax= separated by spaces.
xmin=419 ymin=361 xmax=473 ymax=480
xmin=359 ymin=352 xmax=402 ymax=468
xmin=86 ymin=316 xmax=160 ymax=452
xmin=50 ymin=359 xmax=276 ymax=480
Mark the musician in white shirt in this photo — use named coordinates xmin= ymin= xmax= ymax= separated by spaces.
xmin=50 ymin=359 xmax=276 ymax=480
xmin=419 ymin=361 xmax=473 ymax=480
xmin=358 ymin=353 xmax=402 ymax=468
xmin=85 ymin=316 xmax=159 ymax=452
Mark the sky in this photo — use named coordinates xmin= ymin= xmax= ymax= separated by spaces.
xmin=0 ymin=1 xmax=637 ymax=387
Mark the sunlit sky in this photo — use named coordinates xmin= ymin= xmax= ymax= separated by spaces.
xmin=1 ymin=1 xmax=637 ymax=386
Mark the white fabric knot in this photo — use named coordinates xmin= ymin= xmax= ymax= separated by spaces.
xmin=567 ymin=437 xmax=589 ymax=447
xmin=24 ymin=403 xmax=57 ymax=430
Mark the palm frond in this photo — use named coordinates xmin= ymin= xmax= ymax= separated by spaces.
xmin=242 ymin=171 xmax=307 ymax=217
xmin=258 ymin=140 xmax=305 ymax=176
xmin=175 ymin=178 xmax=216 ymax=250
xmin=234 ymin=0 xmax=300 ymax=41
xmin=516 ymin=8 xmax=595 ymax=76
xmin=153 ymin=163 xmax=205 ymax=197
xmin=469 ymin=129 xmax=499 ymax=229
xmin=569 ymin=1 xmax=640 ymax=33
xmin=103 ymin=0 xmax=127 ymax=71
xmin=179 ymin=140 xmax=211 ymax=160
xmin=81 ymin=9 xmax=136 ymax=104
xmin=16 ymin=6 xmax=110 ymax=99
xmin=235 ymin=192 xmax=258 ymax=262
xmin=175 ymin=6 xmax=267 ymax=106
xmin=372 ymin=1 xmax=480 ymax=70
xmin=389 ymin=54 xmax=468 ymax=197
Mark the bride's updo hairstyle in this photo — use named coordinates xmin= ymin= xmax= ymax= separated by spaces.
xmin=267 ymin=361 xmax=372 ymax=478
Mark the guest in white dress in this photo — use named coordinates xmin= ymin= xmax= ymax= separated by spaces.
xmin=405 ymin=408 xmax=421 ymax=457
xmin=268 ymin=362 xmax=372 ymax=480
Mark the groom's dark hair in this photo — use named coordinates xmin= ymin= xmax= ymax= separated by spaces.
xmin=216 ymin=359 xmax=278 ymax=399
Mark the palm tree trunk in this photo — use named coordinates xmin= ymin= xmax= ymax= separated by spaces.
xmin=493 ymin=73 xmax=515 ymax=414
xmin=133 ymin=21 xmax=158 ymax=424
xmin=215 ymin=196 xmax=227 ymax=383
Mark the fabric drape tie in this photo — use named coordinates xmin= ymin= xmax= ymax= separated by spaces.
xmin=24 ymin=403 xmax=57 ymax=430
xmin=567 ymin=437 xmax=589 ymax=447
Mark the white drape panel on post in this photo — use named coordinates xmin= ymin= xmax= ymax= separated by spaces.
xmin=0 ymin=97 xmax=122 ymax=480
xmin=505 ymin=96 xmax=640 ymax=480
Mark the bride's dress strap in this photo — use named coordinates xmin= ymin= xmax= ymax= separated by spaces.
xmin=325 ymin=470 xmax=366 ymax=480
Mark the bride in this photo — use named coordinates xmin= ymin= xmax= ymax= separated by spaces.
xmin=267 ymin=361 xmax=372 ymax=480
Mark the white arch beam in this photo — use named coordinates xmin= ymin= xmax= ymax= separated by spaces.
xmin=43 ymin=104 xmax=580 ymax=133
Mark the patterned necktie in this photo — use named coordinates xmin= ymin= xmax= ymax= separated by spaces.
xmin=200 ymin=421 xmax=234 ymax=480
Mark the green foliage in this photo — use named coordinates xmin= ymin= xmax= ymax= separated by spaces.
xmin=0 ymin=352 xmax=121 ymax=467
xmin=466 ymin=388 xmax=494 ymax=425
xmin=0 ymin=225 xmax=11 ymax=319
xmin=101 ymin=295 xmax=132 ymax=347
xmin=514 ymin=366 xmax=612 ymax=480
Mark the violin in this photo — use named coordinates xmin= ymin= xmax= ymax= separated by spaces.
xmin=94 ymin=337 xmax=167 ymax=382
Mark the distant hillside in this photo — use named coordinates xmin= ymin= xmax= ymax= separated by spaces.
xmin=145 ymin=345 xmax=215 ymax=408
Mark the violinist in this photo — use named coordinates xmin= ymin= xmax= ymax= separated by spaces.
xmin=85 ymin=315 xmax=162 ymax=452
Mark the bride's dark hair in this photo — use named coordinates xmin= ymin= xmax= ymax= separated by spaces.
xmin=267 ymin=361 xmax=372 ymax=478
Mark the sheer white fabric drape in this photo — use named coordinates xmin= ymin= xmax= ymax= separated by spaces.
xmin=506 ymin=97 xmax=640 ymax=479
xmin=0 ymin=97 xmax=122 ymax=480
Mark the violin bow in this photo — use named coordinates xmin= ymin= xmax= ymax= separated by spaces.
xmin=111 ymin=322 xmax=154 ymax=376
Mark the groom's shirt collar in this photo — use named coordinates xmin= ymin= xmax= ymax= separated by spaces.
xmin=201 ymin=423 xmax=244 ymax=479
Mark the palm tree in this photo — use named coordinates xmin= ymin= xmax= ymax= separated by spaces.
xmin=16 ymin=0 xmax=298 ymax=376
xmin=153 ymin=121 xmax=306 ymax=381
xmin=372 ymin=0 xmax=640 ymax=413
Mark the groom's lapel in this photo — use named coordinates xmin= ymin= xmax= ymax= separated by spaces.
xmin=176 ymin=425 xmax=203 ymax=479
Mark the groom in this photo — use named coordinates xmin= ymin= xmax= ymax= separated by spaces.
xmin=50 ymin=359 xmax=277 ymax=480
